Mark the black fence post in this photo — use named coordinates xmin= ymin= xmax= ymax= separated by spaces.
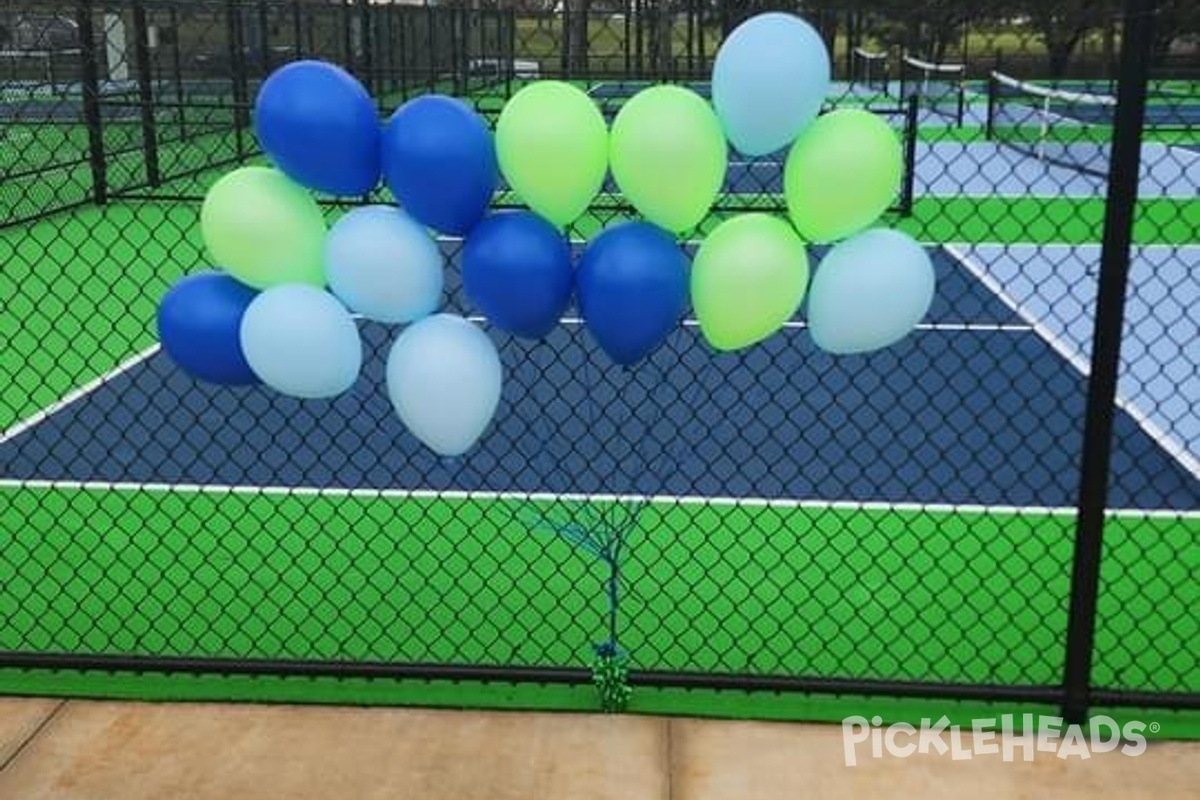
xmin=132 ymin=0 xmax=160 ymax=187
xmin=292 ymin=0 xmax=304 ymax=58
xmin=899 ymin=93 xmax=918 ymax=216
xmin=506 ymin=7 xmax=516 ymax=98
xmin=426 ymin=4 xmax=436 ymax=93
xmin=169 ymin=6 xmax=186 ymax=141
xmin=257 ymin=0 xmax=272 ymax=76
xmin=358 ymin=0 xmax=373 ymax=96
xmin=397 ymin=7 xmax=409 ymax=100
xmin=1061 ymin=0 xmax=1157 ymax=727
xmin=75 ymin=0 xmax=107 ymax=206
xmin=226 ymin=0 xmax=249 ymax=160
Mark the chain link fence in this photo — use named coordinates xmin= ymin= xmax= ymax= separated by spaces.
xmin=0 ymin=0 xmax=1196 ymax=721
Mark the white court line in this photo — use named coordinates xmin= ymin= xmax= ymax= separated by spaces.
xmin=462 ymin=315 xmax=1032 ymax=333
xmin=0 ymin=478 xmax=1192 ymax=519
xmin=0 ymin=344 xmax=161 ymax=446
xmin=944 ymin=243 xmax=1200 ymax=483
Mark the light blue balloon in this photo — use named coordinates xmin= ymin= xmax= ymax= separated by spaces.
xmin=807 ymin=229 xmax=936 ymax=355
xmin=240 ymin=285 xmax=362 ymax=398
xmin=712 ymin=12 xmax=831 ymax=157
xmin=386 ymin=314 xmax=502 ymax=456
xmin=325 ymin=205 xmax=444 ymax=324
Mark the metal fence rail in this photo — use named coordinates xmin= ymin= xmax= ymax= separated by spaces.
xmin=0 ymin=0 xmax=1196 ymax=724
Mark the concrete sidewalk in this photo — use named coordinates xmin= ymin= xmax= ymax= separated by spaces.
xmin=0 ymin=698 xmax=1197 ymax=799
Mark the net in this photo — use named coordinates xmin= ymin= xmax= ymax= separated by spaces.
xmin=987 ymin=71 xmax=1115 ymax=178
xmin=901 ymin=55 xmax=965 ymax=125
xmin=852 ymin=47 xmax=888 ymax=95
xmin=0 ymin=49 xmax=81 ymax=97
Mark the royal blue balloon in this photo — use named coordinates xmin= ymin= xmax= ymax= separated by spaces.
xmin=157 ymin=272 xmax=260 ymax=385
xmin=462 ymin=212 xmax=572 ymax=339
xmin=381 ymin=95 xmax=498 ymax=236
xmin=576 ymin=222 xmax=689 ymax=366
xmin=254 ymin=60 xmax=380 ymax=196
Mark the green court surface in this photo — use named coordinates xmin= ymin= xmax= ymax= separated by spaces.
xmin=1 ymin=486 xmax=1197 ymax=733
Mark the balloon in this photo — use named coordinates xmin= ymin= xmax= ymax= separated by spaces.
xmin=386 ymin=314 xmax=502 ymax=456
xmin=807 ymin=228 xmax=935 ymax=355
xmin=253 ymin=60 xmax=380 ymax=196
xmin=495 ymin=81 xmax=608 ymax=227
xmin=712 ymin=13 xmax=831 ymax=157
xmin=200 ymin=166 xmax=327 ymax=289
xmin=784 ymin=109 xmax=903 ymax=243
xmin=325 ymin=206 xmax=444 ymax=324
xmin=157 ymin=272 xmax=260 ymax=385
xmin=239 ymin=285 xmax=362 ymax=398
xmin=609 ymin=86 xmax=727 ymax=234
xmin=462 ymin=211 xmax=572 ymax=339
xmin=576 ymin=222 xmax=689 ymax=366
xmin=691 ymin=214 xmax=809 ymax=351
xmin=381 ymin=95 xmax=497 ymax=236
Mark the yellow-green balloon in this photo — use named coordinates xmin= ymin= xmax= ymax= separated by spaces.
xmin=495 ymin=81 xmax=608 ymax=227
xmin=784 ymin=109 xmax=902 ymax=243
xmin=691 ymin=214 xmax=809 ymax=351
xmin=610 ymin=86 xmax=727 ymax=234
xmin=200 ymin=166 xmax=326 ymax=289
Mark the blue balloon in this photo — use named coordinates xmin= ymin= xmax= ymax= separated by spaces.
xmin=381 ymin=96 xmax=498 ymax=236
xmin=240 ymin=285 xmax=363 ymax=399
xmin=712 ymin=13 xmax=831 ymax=157
xmin=807 ymin=228 xmax=936 ymax=355
xmin=576 ymin=222 xmax=689 ymax=366
xmin=462 ymin=211 xmax=572 ymax=339
xmin=254 ymin=60 xmax=381 ymax=196
xmin=325 ymin=205 xmax=445 ymax=324
xmin=157 ymin=272 xmax=260 ymax=386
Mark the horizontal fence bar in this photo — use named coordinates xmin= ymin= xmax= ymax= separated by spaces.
xmin=1089 ymin=689 xmax=1200 ymax=710
xmin=0 ymin=652 xmax=592 ymax=685
xmin=628 ymin=671 xmax=1066 ymax=705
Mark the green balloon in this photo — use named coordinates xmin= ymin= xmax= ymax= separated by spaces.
xmin=784 ymin=109 xmax=902 ymax=243
xmin=691 ymin=214 xmax=809 ymax=351
xmin=200 ymin=166 xmax=327 ymax=289
xmin=495 ymin=81 xmax=608 ymax=227
xmin=610 ymin=86 xmax=727 ymax=234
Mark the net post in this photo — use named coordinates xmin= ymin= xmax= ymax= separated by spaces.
xmin=75 ymin=0 xmax=108 ymax=206
xmin=900 ymin=93 xmax=918 ymax=216
xmin=985 ymin=72 xmax=996 ymax=140
xmin=956 ymin=67 xmax=966 ymax=127
xmin=131 ymin=0 xmax=160 ymax=188
xmin=1061 ymin=0 xmax=1157 ymax=728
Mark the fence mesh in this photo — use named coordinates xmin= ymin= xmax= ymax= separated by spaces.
xmin=0 ymin=0 xmax=1196 ymax=718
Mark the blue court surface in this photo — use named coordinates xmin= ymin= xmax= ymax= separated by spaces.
xmin=915 ymin=141 xmax=1199 ymax=199
xmin=951 ymin=243 xmax=1200 ymax=471
xmin=592 ymin=140 xmax=1198 ymax=200
xmin=2 ymin=243 xmax=1197 ymax=512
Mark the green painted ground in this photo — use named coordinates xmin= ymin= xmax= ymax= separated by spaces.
xmin=0 ymin=487 xmax=1196 ymax=725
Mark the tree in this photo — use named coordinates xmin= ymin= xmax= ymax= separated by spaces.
xmin=1018 ymin=0 xmax=1119 ymax=78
